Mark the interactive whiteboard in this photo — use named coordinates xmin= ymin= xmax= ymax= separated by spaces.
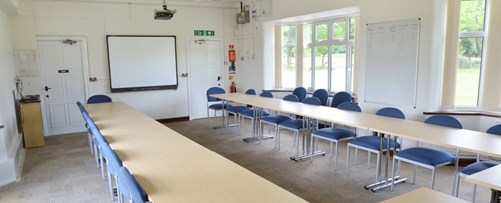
xmin=107 ymin=35 xmax=178 ymax=92
xmin=364 ymin=19 xmax=420 ymax=107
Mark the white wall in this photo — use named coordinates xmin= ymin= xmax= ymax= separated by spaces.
xmin=10 ymin=0 xmax=235 ymax=119
xmin=0 ymin=6 xmax=22 ymax=187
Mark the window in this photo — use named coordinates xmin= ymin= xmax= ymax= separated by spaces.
xmin=281 ymin=25 xmax=297 ymax=88
xmin=277 ymin=16 xmax=356 ymax=92
xmin=454 ymin=0 xmax=487 ymax=107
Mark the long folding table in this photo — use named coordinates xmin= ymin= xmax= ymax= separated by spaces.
xmin=465 ymin=164 xmax=501 ymax=203
xmin=213 ymin=93 xmax=501 ymax=193
xmin=85 ymin=102 xmax=307 ymax=203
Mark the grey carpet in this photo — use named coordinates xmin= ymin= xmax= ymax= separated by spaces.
xmin=0 ymin=117 xmax=490 ymax=202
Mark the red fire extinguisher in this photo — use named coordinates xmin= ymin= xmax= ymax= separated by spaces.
xmin=230 ymin=81 xmax=236 ymax=93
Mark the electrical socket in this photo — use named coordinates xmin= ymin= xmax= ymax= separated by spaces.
xmin=89 ymin=77 xmax=97 ymax=82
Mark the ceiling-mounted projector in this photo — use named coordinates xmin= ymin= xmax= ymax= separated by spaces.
xmin=155 ymin=0 xmax=176 ymax=20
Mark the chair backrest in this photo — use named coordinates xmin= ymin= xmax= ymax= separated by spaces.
xmin=118 ymin=166 xmax=149 ymax=203
xmin=486 ymin=124 xmax=501 ymax=135
xmin=100 ymin=143 xmax=122 ymax=174
xmin=302 ymin=97 xmax=322 ymax=106
xmin=376 ymin=107 xmax=405 ymax=119
xmin=331 ymin=91 xmax=352 ymax=108
xmin=259 ymin=91 xmax=273 ymax=98
xmin=337 ymin=102 xmax=361 ymax=112
xmin=312 ymin=89 xmax=329 ymax=106
xmin=283 ymin=94 xmax=300 ymax=102
xmin=292 ymin=87 xmax=307 ymax=101
xmin=207 ymin=87 xmax=225 ymax=102
xmin=87 ymin=95 xmax=112 ymax=104
xmin=76 ymin=101 xmax=87 ymax=114
xmin=424 ymin=115 xmax=463 ymax=129
xmin=245 ymin=89 xmax=256 ymax=95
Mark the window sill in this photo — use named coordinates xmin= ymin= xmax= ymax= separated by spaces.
xmin=423 ymin=110 xmax=501 ymax=118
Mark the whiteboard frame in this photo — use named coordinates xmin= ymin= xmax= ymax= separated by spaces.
xmin=106 ymin=35 xmax=178 ymax=93
xmin=363 ymin=18 xmax=421 ymax=108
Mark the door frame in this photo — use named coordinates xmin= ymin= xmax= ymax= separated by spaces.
xmin=37 ymin=36 xmax=90 ymax=136
xmin=185 ymin=37 xmax=225 ymax=120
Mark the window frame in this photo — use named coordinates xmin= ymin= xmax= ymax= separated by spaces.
xmin=277 ymin=16 xmax=355 ymax=92
xmin=453 ymin=0 xmax=489 ymax=108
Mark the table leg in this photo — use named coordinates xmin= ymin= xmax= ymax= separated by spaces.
xmin=365 ymin=133 xmax=406 ymax=192
xmin=242 ymin=107 xmax=259 ymax=142
xmin=290 ymin=117 xmax=325 ymax=161
xmin=490 ymin=189 xmax=500 ymax=203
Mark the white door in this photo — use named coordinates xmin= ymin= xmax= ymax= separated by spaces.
xmin=38 ymin=38 xmax=87 ymax=135
xmin=187 ymin=39 xmax=224 ymax=120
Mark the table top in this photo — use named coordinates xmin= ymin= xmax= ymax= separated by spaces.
xmin=213 ymin=93 xmax=501 ymax=158
xmin=465 ymin=164 xmax=501 ymax=191
xmin=379 ymin=187 xmax=469 ymax=203
xmin=85 ymin=102 xmax=307 ymax=203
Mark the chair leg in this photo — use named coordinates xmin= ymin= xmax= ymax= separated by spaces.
xmin=398 ymin=160 xmax=401 ymax=176
xmin=346 ymin=145 xmax=350 ymax=174
xmin=413 ymin=165 xmax=417 ymax=184
xmin=431 ymin=168 xmax=436 ymax=190
xmin=455 ymin=173 xmax=460 ymax=197
xmin=295 ymin=131 xmax=300 ymax=156
xmin=107 ymin=170 xmax=114 ymax=201
xmin=329 ymin=142 xmax=333 ymax=158
xmin=275 ymin=127 xmax=280 ymax=150
xmin=368 ymin=151 xmax=371 ymax=168
xmin=94 ymin=144 xmax=99 ymax=168
xmin=375 ymin=151 xmax=380 ymax=183
xmin=310 ymin=136 xmax=314 ymax=162
xmin=391 ymin=158 xmax=396 ymax=191
xmin=100 ymin=155 xmax=106 ymax=181
xmin=472 ymin=184 xmax=477 ymax=202
xmin=354 ymin=148 xmax=358 ymax=164
xmin=88 ymin=133 xmax=93 ymax=155
xmin=334 ymin=141 xmax=339 ymax=170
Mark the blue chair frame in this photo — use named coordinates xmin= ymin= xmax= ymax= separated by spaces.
xmin=454 ymin=124 xmax=501 ymax=201
xmin=277 ymin=97 xmax=321 ymax=154
xmin=391 ymin=115 xmax=463 ymax=191
xmin=118 ymin=166 xmax=149 ymax=203
xmin=87 ymin=94 xmax=112 ymax=104
xmin=310 ymin=102 xmax=361 ymax=170
xmin=225 ymin=89 xmax=256 ymax=127
xmin=330 ymin=91 xmax=352 ymax=108
xmin=346 ymin=107 xmax=405 ymax=181
xmin=312 ymin=89 xmax=329 ymax=106
xmin=292 ymin=87 xmax=307 ymax=102
xmin=258 ymin=94 xmax=300 ymax=147
xmin=240 ymin=91 xmax=273 ymax=138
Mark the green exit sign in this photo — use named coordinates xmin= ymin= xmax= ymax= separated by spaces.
xmin=194 ymin=30 xmax=215 ymax=36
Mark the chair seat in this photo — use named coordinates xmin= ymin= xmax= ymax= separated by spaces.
xmin=261 ymin=115 xmax=292 ymax=124
xmin=208 ymin=103 xmax=233 ymax=110
xmin=461 ymin=161 xmax=498 ymax=175
xmin=240 ymin=109 xmax=270 ymax=117
xmin=279 ymin=119 xmax=306 ymax=129
xmin=226 ymin=106 xmax=251 ymax=114
xmin=349 ymin=136 xmax=400 ymax=151
xmin=395 ymin=147 xmax=454 ymax=167
xmin=312 ymin=127 xmax=356 ymax=140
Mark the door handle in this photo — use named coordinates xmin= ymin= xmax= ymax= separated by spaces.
xmin=45 ymin=86 xmax=52 ymax=91
xmin=217 ymin=76 xmax=221 ymax=81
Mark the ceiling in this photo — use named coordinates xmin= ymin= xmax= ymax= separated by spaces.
xmin=32 ymin=0 xmax=242 ymax=8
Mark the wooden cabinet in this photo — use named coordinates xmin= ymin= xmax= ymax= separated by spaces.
xmin=19 ymin=102 xmax=44 ymax=148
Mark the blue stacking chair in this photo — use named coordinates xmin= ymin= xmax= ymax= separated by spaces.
xmin=82 ymin=112 xmax=104 ymax=170
xmin=225 ymin=89 xmax=256 ymax=127
xmin=206 ymin=87 xmax=232 ymax=119
xmin=455 ymin=124 xmax=501 ymax=202
xmin=240 ymin=91 xmax=273 ymax=137
xmin=118 ymin=166 xmax=149 ymax=203
xmin=87 ymin=94 xmax=112 ymax=104
xmin=77 ymin=101 xmax=95 ymax=155
xmin=100 ymin=141 xmax=126 ymax=201
xmin=330 ymin=91 xmax=352 ymax=108
xmin=346 ymin=107 xmax=405 ymax=180
xmin=259 ymin=94 xmax=299 ymax=146
xmin=292 ymin=87 xmax=307 ymax=102
xmin=391 ymin=115 xmax=463 ymax=191
xmin=310 ymin=102 xmax=361 ymax=170
xmin=312 ymin=89 xmax=329 ymax=106
xmin=277 ymin=97 xmax=321 ymax=154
